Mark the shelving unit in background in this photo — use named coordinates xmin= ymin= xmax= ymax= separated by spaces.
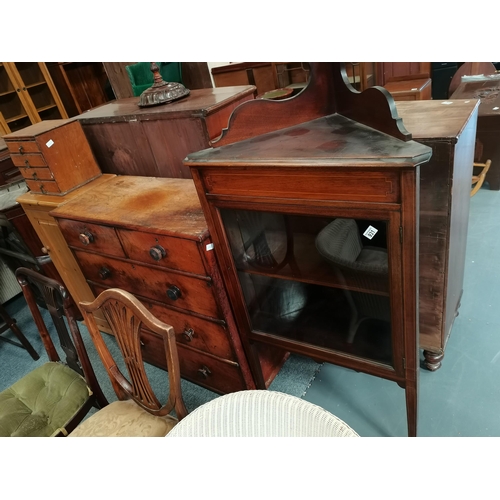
xmin=0 ymin=63 xmax=68 ymax=135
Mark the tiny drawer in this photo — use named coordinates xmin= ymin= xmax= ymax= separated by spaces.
xmin=6 ymin=141 xmax=40 ymax=155
xmin=24 ymin=179 xmax=61 ymax=195
xmin=200 ymin=168 xmax=400 ymax=204
xmin=139 ymin=328 xmax=246 ymax=394
xmin=19 ymin=167 xmax=54 ymax=182
xmin=57 ymin=219 xmax=126 ymax=258
xmin=118 ymin=229 xmax=207 ymax=275
xmin=77 ymin=251 xmax=220 ymax=318
xmin=11 ymin=154 xmax=47 ymax=168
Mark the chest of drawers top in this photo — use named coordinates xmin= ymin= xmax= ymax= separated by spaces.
xmin=50 ymin=175 xmax=208 ymax=240
xmin=3 ymin=119 xmax=101 ymax=196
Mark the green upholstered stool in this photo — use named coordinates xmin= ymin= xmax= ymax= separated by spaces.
xmin=0 ymin=362 xmax=92 ymax=437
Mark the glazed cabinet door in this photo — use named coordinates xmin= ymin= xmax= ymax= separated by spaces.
xmin=0 ymin=62 xmax=67 ymax=133
xmin=217 ymin=206 xmax=406 ymax=381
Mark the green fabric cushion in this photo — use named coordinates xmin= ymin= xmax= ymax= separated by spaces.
xmin=0 ymin=362 xmax=91 ymax=437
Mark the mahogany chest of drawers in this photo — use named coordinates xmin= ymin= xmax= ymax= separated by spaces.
xmin=3 ymin=119 xmax=101 ymax=195
xmin=50 ymin=176 xmax=286 ymax=394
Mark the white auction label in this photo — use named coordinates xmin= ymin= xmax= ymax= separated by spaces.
xmin=206 ymin=243 xmax=214 ymax=251
xmin=46 ymin=139 xmax=54 ymax=148
xmin=363 ymin=225 xmax=378 ymax=239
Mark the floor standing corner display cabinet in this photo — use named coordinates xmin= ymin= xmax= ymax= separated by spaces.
xmin=185 ymin=63 xmax=433 ymax=436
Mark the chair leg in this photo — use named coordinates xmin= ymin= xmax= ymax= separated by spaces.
xmin=471 ymin=160 xmax=491 ymax=197
xmin=0 ymin=303 xmax=40 ymax=360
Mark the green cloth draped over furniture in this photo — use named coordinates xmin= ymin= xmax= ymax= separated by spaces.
xmin=125 ymin=62 xmax=183 ymax=97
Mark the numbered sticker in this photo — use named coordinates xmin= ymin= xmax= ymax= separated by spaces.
xmin=46 ymin=139 xmax=55 ymax=148
xmin=206 ymin=243 xmax=214 ymax=251
xmin=363 ymin=225 xmax=378 ymax=240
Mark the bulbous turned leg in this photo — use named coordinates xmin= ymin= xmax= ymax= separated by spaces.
xmin=423 ymin=350 xmax=444 ymax=371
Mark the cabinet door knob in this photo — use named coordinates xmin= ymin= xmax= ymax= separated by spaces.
xmin=182 ymin=328 xmax=194 ymax=341
xmin=99 ymin=267 xmax=111 ymax=280
xmin=41 ymin=246 xmax=49 ymax=254
xmin=149 ymin=244 xmax=167 ymax=261
xmin=166 ymin=285 xmax=181 ymax=301
xmin=79 ymin=230 xmax=94 ymax=245
xmin=197 ymin=365 xmax=211 ymax=379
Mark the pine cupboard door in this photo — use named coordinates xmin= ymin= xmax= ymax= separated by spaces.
xmin=0 ymin=63 xmax=67 ymax=133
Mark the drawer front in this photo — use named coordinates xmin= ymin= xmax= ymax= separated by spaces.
xmin=19 ymin=167 xmax=54 ymax=181
xmin=76 ymin=250 xmax=220 ymax=318
xmin=118 ymin=229 xmax=207 ymax=276
xmin=11 ymin=154 xmax=47 ymax=168
xmin=57 ymin=219 xmax=126 ymax=258
xmin=6 ymin=141 xmax=40 ymax=155
xmin=200 ymin=168 xmax=400 ymax=204
xmin=139 ymin=329 xmax=246 ymax=394
xmin=24 ymin=179 xmax=61 ymax=194
xmin=91 ymin=283 xmax=235 ymax=360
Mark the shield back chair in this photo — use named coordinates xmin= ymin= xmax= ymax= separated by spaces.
xmin=0 ymin=268 xmax=108 ymax=437
xmin=69 ymin=288 xmax=188 ymax=437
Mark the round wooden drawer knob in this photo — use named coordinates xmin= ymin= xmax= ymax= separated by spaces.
xmin=79 ymin=230 xmax=94 ymax=245
xmin=166 ymin=285 xmax=181 ymax=301
xmin=149 ymin=244 xmax=167 ymax=261
xmin=99 ymin=267 xmax=111 ymax=280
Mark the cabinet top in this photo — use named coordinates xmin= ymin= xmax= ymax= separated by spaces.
xmin=2 ymin=119 xmax=77 ymax=140
xmin=450 ymin=74 xmax=500 ymax=117
xmin=76 ymin=86 xmax=256 ymax=124
xmin=185 ymin=114 xmax=432 ymax=169
xmin=50 ymin=176 xmax=209 ymax=240
xmin=395 ymin=99 xmax=480 ymax=141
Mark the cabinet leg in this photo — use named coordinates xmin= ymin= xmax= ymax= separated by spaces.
xmin=423 ymin=350 xmax=444 ymax=371
xmin=405 ymin=381 xmax=418 ymax=437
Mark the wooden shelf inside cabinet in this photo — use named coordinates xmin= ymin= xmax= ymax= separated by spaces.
xmin=185 ymin=63 xmax=433 ymax=437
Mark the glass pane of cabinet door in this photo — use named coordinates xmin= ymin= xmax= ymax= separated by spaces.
xmin=221 ymin=208 xmax=394 ymax=367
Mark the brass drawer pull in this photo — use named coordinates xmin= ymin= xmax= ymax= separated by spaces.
xmin=79 ymin=230 xmax=94 ymax=245
xmin=32 ymin=172 xmax=38 ymax=180
xmin=18 ymin=146 xmax=24 ymax=154
xmin=197 ymin=365 xmax=211 ymax=379
xmin=166 ymin=285 xmax=181 ymax=301
xmin=98 ymin=267 xmax=111 ymax=280
xmin=182 ymin=328 xmax=194 ymax=341
xmin=24 ymin=159 xmax=30 ymax=168
xmin=149 ymin=244 xmax=167 ymax=261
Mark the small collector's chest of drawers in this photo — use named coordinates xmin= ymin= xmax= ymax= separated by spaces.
xmin=3 ymin=119 xmax=101 ymax=195
xmin=50 ymin=175 xmax=286 ymax=394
